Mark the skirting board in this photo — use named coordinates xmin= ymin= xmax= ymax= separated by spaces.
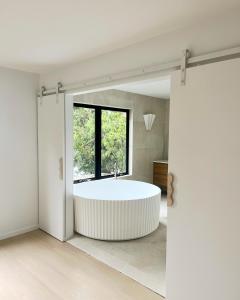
xmin=0 ymin=225 xmax=39 ymax=241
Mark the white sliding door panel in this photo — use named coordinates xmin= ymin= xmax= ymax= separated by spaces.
xmin=167 ymin=59 xmax=240 ymax=300
xmin=38 ymin=94 xmax=65 ymax=241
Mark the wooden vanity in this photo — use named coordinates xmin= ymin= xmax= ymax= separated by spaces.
xmin=153 ymin=160 xmax=168 ymax=191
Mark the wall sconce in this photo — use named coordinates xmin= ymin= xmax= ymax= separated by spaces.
xmin=143 ymin=114 xmax=156 ymax=131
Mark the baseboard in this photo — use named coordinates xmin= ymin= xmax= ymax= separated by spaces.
xmin=0 ymin=224 xmax=39 ymax=241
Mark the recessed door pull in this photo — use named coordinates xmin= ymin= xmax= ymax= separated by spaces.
xmin=59 ymin=157 xmax=63 ymax=180
xmin=167 ymin=173 xmax=174 ymax=207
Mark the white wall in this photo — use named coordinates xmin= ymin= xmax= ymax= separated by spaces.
xmin=0 ymin=67 xmax=39 ymax=240
xmin=40 ymin=10 xmax=240 ymax=88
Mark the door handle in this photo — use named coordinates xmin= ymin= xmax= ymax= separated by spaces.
xmin=59 ymin=157 xmax=63 ymax=180
xmin=167 ymin=173 xmax=174 ymax=207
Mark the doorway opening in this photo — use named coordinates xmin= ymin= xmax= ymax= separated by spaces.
xmin=67 ymin=75 xmax=170 ymax=297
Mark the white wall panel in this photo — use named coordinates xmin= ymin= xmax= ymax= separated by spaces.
xmin=40 ymin=11 xmax=240 ymax=88
xmin=167 ymin=58 xmax=240 ymax=300
xmin=0 ymin=67 xmax=39 ymax=240
xmin=38 ymin=94 xmax=66 ymax=241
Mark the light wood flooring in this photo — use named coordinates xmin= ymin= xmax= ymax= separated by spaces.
xmin=0 ymin=230 xmax=164 ymax=300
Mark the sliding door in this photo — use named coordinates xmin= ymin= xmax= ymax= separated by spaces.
xmin=167 ymin=58 xmax=240 ymax=300
xmin=38 ymin=94 xmax=66 ymax=241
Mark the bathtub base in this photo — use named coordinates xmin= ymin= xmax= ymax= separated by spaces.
xmin=74 ymin=182 xmax=161 ymax=241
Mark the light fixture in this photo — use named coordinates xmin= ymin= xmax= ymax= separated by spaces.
xmin=143 ymin=114 xmax=156 ymax=131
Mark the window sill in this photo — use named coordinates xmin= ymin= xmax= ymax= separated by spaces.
xmin=74 ymin=174 xmax=132 ymax=184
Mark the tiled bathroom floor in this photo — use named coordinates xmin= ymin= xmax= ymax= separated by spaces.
xmin=68 ymin=197 xmax=167 ymax=297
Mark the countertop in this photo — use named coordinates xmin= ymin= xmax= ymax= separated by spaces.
xmin=153 ymin=160 xmax=168 ymax=164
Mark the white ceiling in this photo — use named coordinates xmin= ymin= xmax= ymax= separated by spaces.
xmin=116 ymin=77 xmax=171 ymax=99
xmin=0 ymin=0 xmax=239 ymax=73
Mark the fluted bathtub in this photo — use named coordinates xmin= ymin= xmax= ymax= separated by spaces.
xmin=74 ymin=180 xmax=161 ymax=241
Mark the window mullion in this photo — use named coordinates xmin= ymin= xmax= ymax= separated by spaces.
xmin=126 ymin=110 xmax=129 ymax=175
xmin=95 ymin=107 xmax=101 ymax=179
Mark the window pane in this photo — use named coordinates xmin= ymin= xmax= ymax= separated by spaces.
xmin=101 ymin=110 xmax=127 ymax=176
xmin=73 ymin=106 xmax=95 ymax=181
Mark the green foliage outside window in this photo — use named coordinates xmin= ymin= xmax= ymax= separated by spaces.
xmin=73 ymin=107 xmax=95 ymax=179
xmin=73 ymin=105 xmax=127 ymax=180
xmin=101 ymin=110 xmax=127 ymax=175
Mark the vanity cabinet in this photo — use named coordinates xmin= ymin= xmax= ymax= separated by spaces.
xmin=153 ymin=161 xmax=168 ymax=191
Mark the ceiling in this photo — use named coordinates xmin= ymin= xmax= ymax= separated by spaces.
xmin=0 ymin=0 xmax=239 ymax=73
xmin=116 ymin=77 xmax=171 ymax=99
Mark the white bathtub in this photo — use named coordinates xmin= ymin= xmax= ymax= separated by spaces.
xmin=74 ymin=180 xmax=161 ymax=240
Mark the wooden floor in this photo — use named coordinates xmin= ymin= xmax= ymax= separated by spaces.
xmin=0 ymin=230 xmax=164 ymax=300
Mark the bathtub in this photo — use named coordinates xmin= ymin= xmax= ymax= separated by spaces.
xmin=74 ymin=179 xmax=161 ymax=241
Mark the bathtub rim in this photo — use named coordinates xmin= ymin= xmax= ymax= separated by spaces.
xmin=73 ymin=179 xmax=161 ymax=201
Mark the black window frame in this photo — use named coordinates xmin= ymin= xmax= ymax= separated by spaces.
xmin=73 ymin=103 xmax=130 ymax=183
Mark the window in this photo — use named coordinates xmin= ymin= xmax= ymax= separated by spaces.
xmin=73 ymin=103 xmax=129 ymax=183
